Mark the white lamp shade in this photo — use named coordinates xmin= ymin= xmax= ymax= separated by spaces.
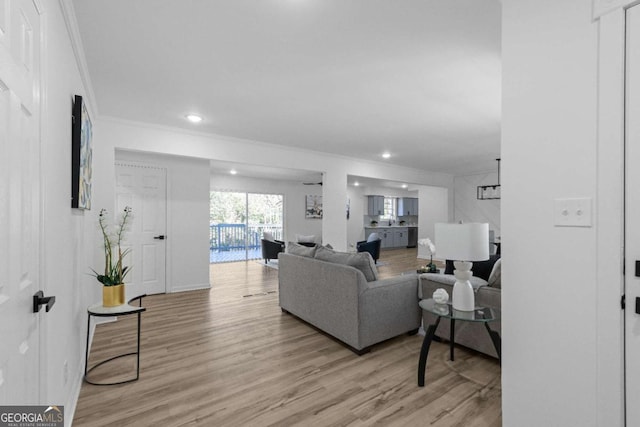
xmin=434 ymin=223 xmax=490 ymax=261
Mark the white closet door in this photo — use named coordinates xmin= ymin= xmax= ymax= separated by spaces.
xmin=0 ymin=0 xmax=42 ymax=405
xmin=625 ymin=4 xmax=640 ymax=425
xmin=115 ymin=163 xmax=167 ymax=297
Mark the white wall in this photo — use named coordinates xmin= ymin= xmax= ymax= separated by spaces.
xmin=454 ymin=171 xmax=501 ymax=237
xmin=418 ymin=186 xmax=450 ymax=243
xmin=209 ymin=173 xmax=323 ymax=245
xmin=502 ymin=0 xmax=603 ymax=425
xmin=95 ymin=117 xmax=454 ymax=251
xmin=114 ymin=151 xmax=211 ymax=292
xmin=347 ymin=186 xmax=366 ymax=249
xmin=39 ymin=2 xmax=100 ymax=420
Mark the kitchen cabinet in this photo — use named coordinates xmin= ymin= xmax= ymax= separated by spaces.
xmin=365 ymin=227 xmax=410 ymax=248
xmin=367 ymin=196 xmax=385 ymax=216
xmin=398 ymin=197 xmax=419 ymax=216
xmin=393 ymin=228 xmax=408 ymax=247
xmin=379 ymin=228 xmax=393 ymax=248
xmin=365 ymin=227 xmax=392 ymax=248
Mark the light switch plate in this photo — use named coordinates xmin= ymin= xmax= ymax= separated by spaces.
xmin=554 ymin=197 xmax=592 ymax=227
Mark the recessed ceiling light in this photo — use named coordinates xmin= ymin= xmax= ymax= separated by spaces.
xmin=185 ymin=114 xmax=203 ymax=123
xmin=354 ymin=182 xmax=360 ymax=186
xmin=230 ymin=169 xmax=237 ymax=175
xmin=382 ymin=152 xmax=391 ymax=159
xmin=401 ymin=184 xmax=408 ymax=189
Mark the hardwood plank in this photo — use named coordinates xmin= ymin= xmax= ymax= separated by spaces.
xmin=73 ymin=248 xmax=500 ymax=426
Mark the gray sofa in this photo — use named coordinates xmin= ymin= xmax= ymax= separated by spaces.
xmin=419 ymin=259 xmax=501 ymax=359
xmin=278 ymin=245 xmax=421 ymax=354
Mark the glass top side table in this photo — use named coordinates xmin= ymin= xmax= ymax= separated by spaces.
xmin=417 ymin=298 xmax=501 ymax=387
xmin=84 ymin=295 xmax=146 ymax=386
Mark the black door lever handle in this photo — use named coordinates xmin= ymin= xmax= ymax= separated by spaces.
xmin=33 ymin=291 xmax=56 ymax=313
xmin=153 ymin=235 xmax=165 ymax=240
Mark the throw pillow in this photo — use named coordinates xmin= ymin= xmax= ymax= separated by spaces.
xmin=444 ymin=255 xmax=500 ymax=281
xmin=314 ymin=245 xmax=379 ymax=282
xmin=263 ymin=231 xmax=275 ymax=241
xmin=488 ymin=258 xmax=502 ymax=288
xmin=286 ymin=242 xmax=317 ymax=257
xmin=296 ymin=234 xmax=316 ymax=244
xmin=366 ymin=233 xmax=379 ymax=243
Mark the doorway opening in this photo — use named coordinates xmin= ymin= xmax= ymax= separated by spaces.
xmin=210 ymin=191 xmax=284 ymax=263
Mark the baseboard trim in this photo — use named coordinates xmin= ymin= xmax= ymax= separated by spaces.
xmin=169 ymin=283 xmax=211 ymax=293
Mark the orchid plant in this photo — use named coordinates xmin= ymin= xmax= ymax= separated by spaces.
xmin=418 ymin=238 xmax=437 ymax=272
xmin=92 ymin=207 xmax=133 ymax=286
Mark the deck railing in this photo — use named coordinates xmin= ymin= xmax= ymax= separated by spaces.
xmin=209 ymin=223 xmax=283 ymax=252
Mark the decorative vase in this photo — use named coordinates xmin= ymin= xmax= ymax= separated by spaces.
xmin=103 ymin=284 xmax=125 ymax=307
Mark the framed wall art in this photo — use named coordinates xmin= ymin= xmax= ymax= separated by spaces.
xmin=71 ymin=95 xmax=93 ymax=209
xmin=305 ymin=195 xmax=323 ymax=219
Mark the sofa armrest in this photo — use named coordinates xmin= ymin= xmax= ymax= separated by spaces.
xmin=477 ymin=285 xmax=501 ymax=310
xmin=358 ymin=275 xmax=421 ymax=346
xmin=365 ymin=274 xmax=419 ymax=296
xmin=419 ymin=273 xmax=488 ymax=299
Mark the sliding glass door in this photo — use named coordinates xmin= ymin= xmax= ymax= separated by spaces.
xmin=210 ymin=191 xmax=283 ymax=263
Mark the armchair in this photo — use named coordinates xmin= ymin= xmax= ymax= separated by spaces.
xmin=356 ymin=238 xmax=382 ymax=264
xmin=261 ymin=239 xmax=285 ymax=264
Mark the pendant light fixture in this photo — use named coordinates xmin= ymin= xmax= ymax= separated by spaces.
xmin=477 ymin=158 xmax=501 ymax=200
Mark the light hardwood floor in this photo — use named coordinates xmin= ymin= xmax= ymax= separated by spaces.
xmin=73 ymin=248 xmax=501 ymax=426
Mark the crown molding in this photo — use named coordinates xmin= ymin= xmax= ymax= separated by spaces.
xmin=58 ymin=0 xmax=98 ymax=117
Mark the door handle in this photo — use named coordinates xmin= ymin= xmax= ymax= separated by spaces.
xmin=153 ymin=235 xmax=166 ymax=240
xmin=33 ymin=291 xmax=56 ymax=313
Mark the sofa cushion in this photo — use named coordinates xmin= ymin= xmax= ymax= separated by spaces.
xmin=421 ymin=273 xmax=488 ymax=290
xmin=286 ymin=242 xmax=317 ymax=257
xmin=444 ymin=255 xmax=500 ymax=281
xmin=314 ymin=245 xmax=378 ymax=282
xmin=488 ymin=258 xmax=502 ymax=288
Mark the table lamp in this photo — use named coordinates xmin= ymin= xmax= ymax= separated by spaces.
xmin=434 ymin=223 xmax=489 ymax=311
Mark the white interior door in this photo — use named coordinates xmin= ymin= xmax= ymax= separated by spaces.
xmin=626 ymin=4 xmax=640 ymax=425
xmin=0 ymin=0 xmax=42 ymax=405
xmin=115 ymin=163 xmax=167 ymax=297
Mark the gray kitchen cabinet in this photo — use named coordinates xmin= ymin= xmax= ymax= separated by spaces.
xmin=393 ymin=228 xmax=408 ymax=247
xmin=365 ymin=226 xmax=414 ymax=248
xmin=379 ymin=228 xmax=393 ymax=248
xmin=367 ymin=196 xmax=385 ymax=216
xmin=366 ymin=227 xmax=393 ymax=248
xmin=398 ymin=197 xmax=419 ymax=216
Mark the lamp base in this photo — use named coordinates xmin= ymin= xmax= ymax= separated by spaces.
xmin=452 ymin=261 xmax=475 ymax=311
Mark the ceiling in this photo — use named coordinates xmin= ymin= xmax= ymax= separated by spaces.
xmin=209 ymin=159 xmax=322 ymax=183
xmin=72 ymin=0 xmax=501 ymax=177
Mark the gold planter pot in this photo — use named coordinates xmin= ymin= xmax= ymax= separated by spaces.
xmin=103 ymin=284 xmax=125 ymax=307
